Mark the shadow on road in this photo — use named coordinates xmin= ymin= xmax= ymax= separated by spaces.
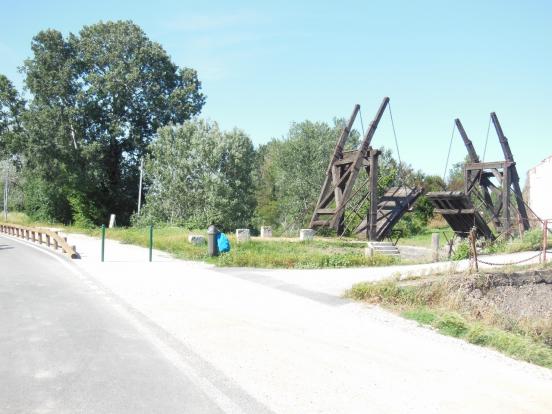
xmin=0 ymin=244 xmax=14 ymax=250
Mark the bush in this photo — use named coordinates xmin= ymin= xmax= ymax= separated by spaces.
xmin=523 ymin=228 xmax=544 ymax=250
xmin=68 ymin=192 xmax=102 ymax=228
xmin=394 ymin=214 xmax=425 ymax=238
xmin=452 ymin=241 xmax=470 ymax=260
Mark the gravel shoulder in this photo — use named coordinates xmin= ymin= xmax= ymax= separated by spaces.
xmin=49 ymin=233 xmax=552 ymax=413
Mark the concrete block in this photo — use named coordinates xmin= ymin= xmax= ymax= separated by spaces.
xmin=299 ymin=229 xmax=315 ymax=241
xmin=431 ymin=233 xmax=440 ymax=262
xmin=236 ymin=229 xmax=251 ymax=243
xmin=260 ymin=226 xmax=272 ymax=238
xmin=188 ymin=234 xmax=206 ymax=245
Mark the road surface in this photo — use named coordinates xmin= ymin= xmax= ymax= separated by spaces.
xmin=0 ymin=236 xmax=267 ymax=413
xmin=2 ymin=232 xmax=552 ymax=413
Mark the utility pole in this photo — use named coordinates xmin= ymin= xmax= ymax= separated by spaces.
xmin=3 ymin=170 xmax=8 ymax=221
xmin=137 ymin=157 xmax=144 ymax=215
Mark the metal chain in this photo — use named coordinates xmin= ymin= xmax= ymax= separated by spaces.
xmin=476 ymin=251 xmax=542 ymax=266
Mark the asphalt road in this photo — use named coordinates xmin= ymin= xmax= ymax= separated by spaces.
xmin=0 ymin=235 xmax=266 ymax=414
xmin=3 ymin=232 xmax=552 ymax=413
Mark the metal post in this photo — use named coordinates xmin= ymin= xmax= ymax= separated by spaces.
xmin=101 ymin=224 xmax=105 ymax=262
xmin=3 ymin=172 xmax=8 ymax=221
xmin=148 ymin=225 xmax=153 ymax=262
xmin=138 ymin=157 xmax=144 ymax=215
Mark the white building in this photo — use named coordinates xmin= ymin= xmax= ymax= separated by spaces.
xmin=526 ymin=155 xmax=552 ymax=221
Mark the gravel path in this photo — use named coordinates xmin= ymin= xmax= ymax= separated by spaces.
xmin=27 ymin=233 xmax=552 ymax=413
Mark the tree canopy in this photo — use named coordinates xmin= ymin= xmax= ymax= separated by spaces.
xmin=139 ymin=120 xmax=256 ymax=230
xmin=1 ymin=20 xmax=205 ymax=225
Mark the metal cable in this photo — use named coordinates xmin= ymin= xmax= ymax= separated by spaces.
xmin=482 ymin=115 xmax=492 ymax=162
xmin=388 ymin=102 xmax=406 ymax=187
xmin=359 ymin=109 xmax=365 ymax=141
xmin=443 ymin=121 xmax=456 ymax=184
xmin=388 ymin=103 xmax=402 ymax=167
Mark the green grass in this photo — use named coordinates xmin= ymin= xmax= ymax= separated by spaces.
xmin=348 ymin=277 xmax=552 ymax=369
xmin=99 ymin=226 xmax=398 ymax=268
xmin=2 ymin=213 xmax=397 ymax=269
xmin=397 ymin=227 xmax=453 ymax=248
xmin=403 ymin=308 xmax=552 ymax=368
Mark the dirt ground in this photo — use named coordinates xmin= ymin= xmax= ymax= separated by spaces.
xmin=462 ymin=269 xmax=552 ymax=321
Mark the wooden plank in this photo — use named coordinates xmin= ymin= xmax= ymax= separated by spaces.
xmin=316 ymin=208 xmax=335 ymax=215
xmin=433 ymin=208 xmax=475 ymax=215
xmin=465 ymin=161 xmax=512 ymax=170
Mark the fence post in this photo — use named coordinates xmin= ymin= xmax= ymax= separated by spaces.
xmin=148 ymin=225 xmax=153 ymax=262
xmin=543 ymin=220 xmax=548 ymax=264
xmin=101 ymin=224 xmax=105 ymax=262
xmin=469 ymin=227 xmax=479 ymax=273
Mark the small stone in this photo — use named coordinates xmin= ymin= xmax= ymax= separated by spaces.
xmin=299 ymin=229 xmax=315 ymax=241
xmin=260 ymin=226 xmax=272 ymax=238
xmin=188 ymin=235 xmax=206 ymax=245
xmin=236 ymin=229 xmax=251 ymax=243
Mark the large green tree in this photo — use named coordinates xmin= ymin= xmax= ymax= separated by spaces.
xmin=0 ymin=75 xmax=25 ymax=156
xmin=6 ymin=20 xmax=205 ymax=224
xmin=253 ymin=119 xmax=366 ymax=232
xmin=140 ymin=120 xmax=256 ymax=230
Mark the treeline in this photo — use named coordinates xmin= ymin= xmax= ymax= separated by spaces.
xmin=1 ymin=21 xmax=446 ymax=235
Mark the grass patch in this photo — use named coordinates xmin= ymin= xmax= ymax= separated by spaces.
xmin=402 ymin=308 xmax=552 ymax=368
xmin=397 ymin=227 xmax=453 ymax=248
xmin=348 ymin=277 xmax=552 ymax=369
xmin=100 ymin=227 xmax=397 ymax=269
xmin=2 ymin=213 xmax=397 ymax=269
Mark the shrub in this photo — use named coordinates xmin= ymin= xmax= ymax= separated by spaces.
xmin=452 ymin=241 xmax=470 ymax=260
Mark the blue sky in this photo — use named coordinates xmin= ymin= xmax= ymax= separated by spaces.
xmin=1 ymin=0 xmax=550 ymax=181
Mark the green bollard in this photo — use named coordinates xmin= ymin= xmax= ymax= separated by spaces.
xmin=101 ymin=224 xmax=105 ymax=262
xmin=148 ymin=225 xmax=153 ymax=262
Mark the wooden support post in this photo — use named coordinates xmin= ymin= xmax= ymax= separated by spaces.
xmin=368 ymin=150 xmax=379 ymax=241
xmin=491 ymin=112 xmax=530 ymax=231
xmin=502 ymin=162 xmax=511 ymax=237
xmin=310 ymin=105 xmax=359 ymax=229
xmin=469 ymin=227 xmax=479 ymax=273
xmin=330 ymin=97 xmax=389 ymax=229
xmin=46 ymin=234 xmax=50 ymax=248
xmin=31 ymin=231 xmax=36 ymax=243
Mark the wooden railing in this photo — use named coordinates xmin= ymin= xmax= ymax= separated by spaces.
xmin=0 ymin=223 xmax=79 ymax=259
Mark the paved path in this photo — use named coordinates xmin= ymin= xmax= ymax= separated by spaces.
xmin=3 ymin=232 xmax=552 ymax=413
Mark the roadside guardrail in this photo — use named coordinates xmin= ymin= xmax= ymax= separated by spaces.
xmin=0 ymin=223 xmax=79 ymax=259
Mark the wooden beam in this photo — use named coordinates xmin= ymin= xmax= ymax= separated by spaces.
xmin=368 ymin=151 xmax=379 ymax=241
xmin=434 ymin=208 xmax=475 ymax=215
xmin=330 ymin=98 xmax=389 ymax=227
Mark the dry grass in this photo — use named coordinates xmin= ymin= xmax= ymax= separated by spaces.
xmin=347 ymin=269 xmax=552 ymax=368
